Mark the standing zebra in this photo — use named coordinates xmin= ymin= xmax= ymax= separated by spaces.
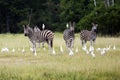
xmin=63 ymin=22 xmax=75 ymax=55
xmin=34 ymin=26 xmax=44 ymax=48
xmin=80 ymin=23 xmax=98 ymax=56
xmin=23 ymin=24 xmax=54 ymax=55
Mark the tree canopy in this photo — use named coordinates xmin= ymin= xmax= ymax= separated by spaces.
xmin=0 ymin=0 xmax=120 ymax=36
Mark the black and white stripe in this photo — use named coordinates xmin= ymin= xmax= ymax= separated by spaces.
xmin=80 ymin=23 xmax=98 ymax=56
xmin=80 ymin=23 xmax=98 ymax=46
xmin=23 ymin=24 xmax=54 ymax=55
xmin=63 ymin=22 xmax=75 ymax=55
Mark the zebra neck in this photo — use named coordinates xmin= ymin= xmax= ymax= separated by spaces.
xmin=28 ymin=33 xmax=34 ymax=40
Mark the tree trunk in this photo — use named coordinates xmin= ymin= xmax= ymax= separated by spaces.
xmin=111 ymin=0 xmax=114 ymax=6
xmin=104 ymin=0 xmax=108 ymax=8
xmin=28 ymin=9 xmax=32 ymax=25
xmin=107 ymin=0 xmax=110 ymax=7
xmin=6 ymin=15 xmax=10 ymax=33
xmin=93 ymin=0 xmax=97 ymax=7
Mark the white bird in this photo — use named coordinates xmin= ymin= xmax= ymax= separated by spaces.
xmin=42 ymin=24 xmax=45 ymax=30
xmin=30 ymin=47 xmax=34 ymax=52
xmin=60 ymin=45 xmax=63 ymax=53
xmin=1 ymin=47 xmax=9 ymax=52
xmin=22 ymin=48 xmax=25 ymax=53
xmin=75 ymin=47 xmax=78 ymax=53
xmin=12 ymin=48 xmax=15 ymax=53
xmin=52 ymin=48 xmax=56 ymax=55
xmin=89 ymin=46 xmax=94 ymax=52
xmin=66 ymin=23 xmax=69 ymax=28
xmin=113 ymin=45 xmax=116 ymax=50
xmin=108 ymin=45 xmax=111 ymax=50
xmin=82 ymin=46 xmax=87 ymax=51
xmin=82 ymin=46 xmax=89 ymax=54
xmin=91 ymin=51 xmax=95 ymax=57
xmin=69 ymin=50 xmax=74 ymax=56
xmin=100 ymin=48 xmax=106 ymax=55
xmin=96 ymin=48 xmax=101 ymax=51
xmin=105 ymin=45 xmax=110 ymax=51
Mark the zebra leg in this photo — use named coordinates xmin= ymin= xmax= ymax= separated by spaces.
xmin=42 ymin=42 xmax=44 ymax=48
xmin=46 ymin=39 xmax=53 ymax=53
xmin=50 ymin=40 xmax=53 ymax=48
xmin=89 ymin=40 xmax=95 ymax=57
xmin=50 ymin=40 xmax=55 ymax=54
xmin=82 ymin=40 xmax=86 ymax=50
xmin=82 ymin=40 xmax=89 ymax=54
xmin=38 ymin=43 xmax=40 ymax=48
xmin=46 ymin=39 xmax=50 ymax=50
xmin=67 ymin=39 xmax=74 ymax=56
xmin=71 ymin=38 xmax=74 ymax=48
xmin=32 ymin=42 xmax=37 ymax=55
xmin=66 ymin=40 xmax=69 ymax=51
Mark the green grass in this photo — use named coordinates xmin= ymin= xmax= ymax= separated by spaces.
xmin=0 ymin=33 xmax=120 ymax=80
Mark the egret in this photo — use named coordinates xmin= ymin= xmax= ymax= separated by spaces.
xmin=75 ymin=47 xmax=78 ymax=53
xmin=60 ymin=45 xmax=63 ymax=53
xmin=69 ymin=49 xmax=74 ymax=56
xmin=12 ymin=48 xmax=15 ymax=53
xmin=66 ymin=23 xmax=69 ymax=28
xmin=1 ymin=47 xmax=9 ymax=52
xmin=52 ymin=48 xmax=56 ymax=55
xmin=42 ymin=24 xmax=45 ymax=30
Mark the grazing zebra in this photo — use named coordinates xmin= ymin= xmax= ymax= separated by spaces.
xmin=23 ymin=24 xmax=54 ymax=55
xmin=63 ymin=22 xmax=75 ymax=55
xmin=80 ymin=23 xmax=98 ymax=56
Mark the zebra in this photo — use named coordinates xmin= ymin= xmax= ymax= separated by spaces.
xmin=63 ymin=22 xmax=75 ymax=55
xmin=80 ymin=23 xmax=98 ymax=56
xmin=34 ymin=26 xmax=44 ymax=48
xmin=23 ymin=24 xmax=54 ymax=55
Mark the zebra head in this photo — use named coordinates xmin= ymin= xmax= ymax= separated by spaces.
xmin=23 ymin=24 xmax=33 ymax=37
xmin=91 ymin=23 xmax=98 ymax=32
xmin=69 ymin=22 xmax=75 ymax=31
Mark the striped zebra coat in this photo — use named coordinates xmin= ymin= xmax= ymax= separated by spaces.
xmin=23 ymin=24 xmax=54 ymax=55
xmin=63 ymin=22 xmax=75 ymax=50
xmin=34 ymin=26 xmax=44 ymax=48
xmin=80 ymin=23 xmax=98 ymax=46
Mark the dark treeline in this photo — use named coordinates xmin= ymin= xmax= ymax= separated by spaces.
xmin=0 ymin=0 xmax=120 ymax=35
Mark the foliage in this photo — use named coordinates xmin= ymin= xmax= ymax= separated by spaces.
xmin=0 ymin=0 xmax=120 ymax=35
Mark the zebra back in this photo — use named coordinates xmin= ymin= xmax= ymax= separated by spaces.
xmin=80 ymin=23 xmax=98 ymax=41
xmin=40 ymin=30 xmax=54 ymax=41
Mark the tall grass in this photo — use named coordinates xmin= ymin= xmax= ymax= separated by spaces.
xmin=0 ymin=33 xmax=120 ymax=80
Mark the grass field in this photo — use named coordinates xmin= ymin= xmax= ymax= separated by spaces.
xmin=0 ymin=33 xmax=120 ymax=80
